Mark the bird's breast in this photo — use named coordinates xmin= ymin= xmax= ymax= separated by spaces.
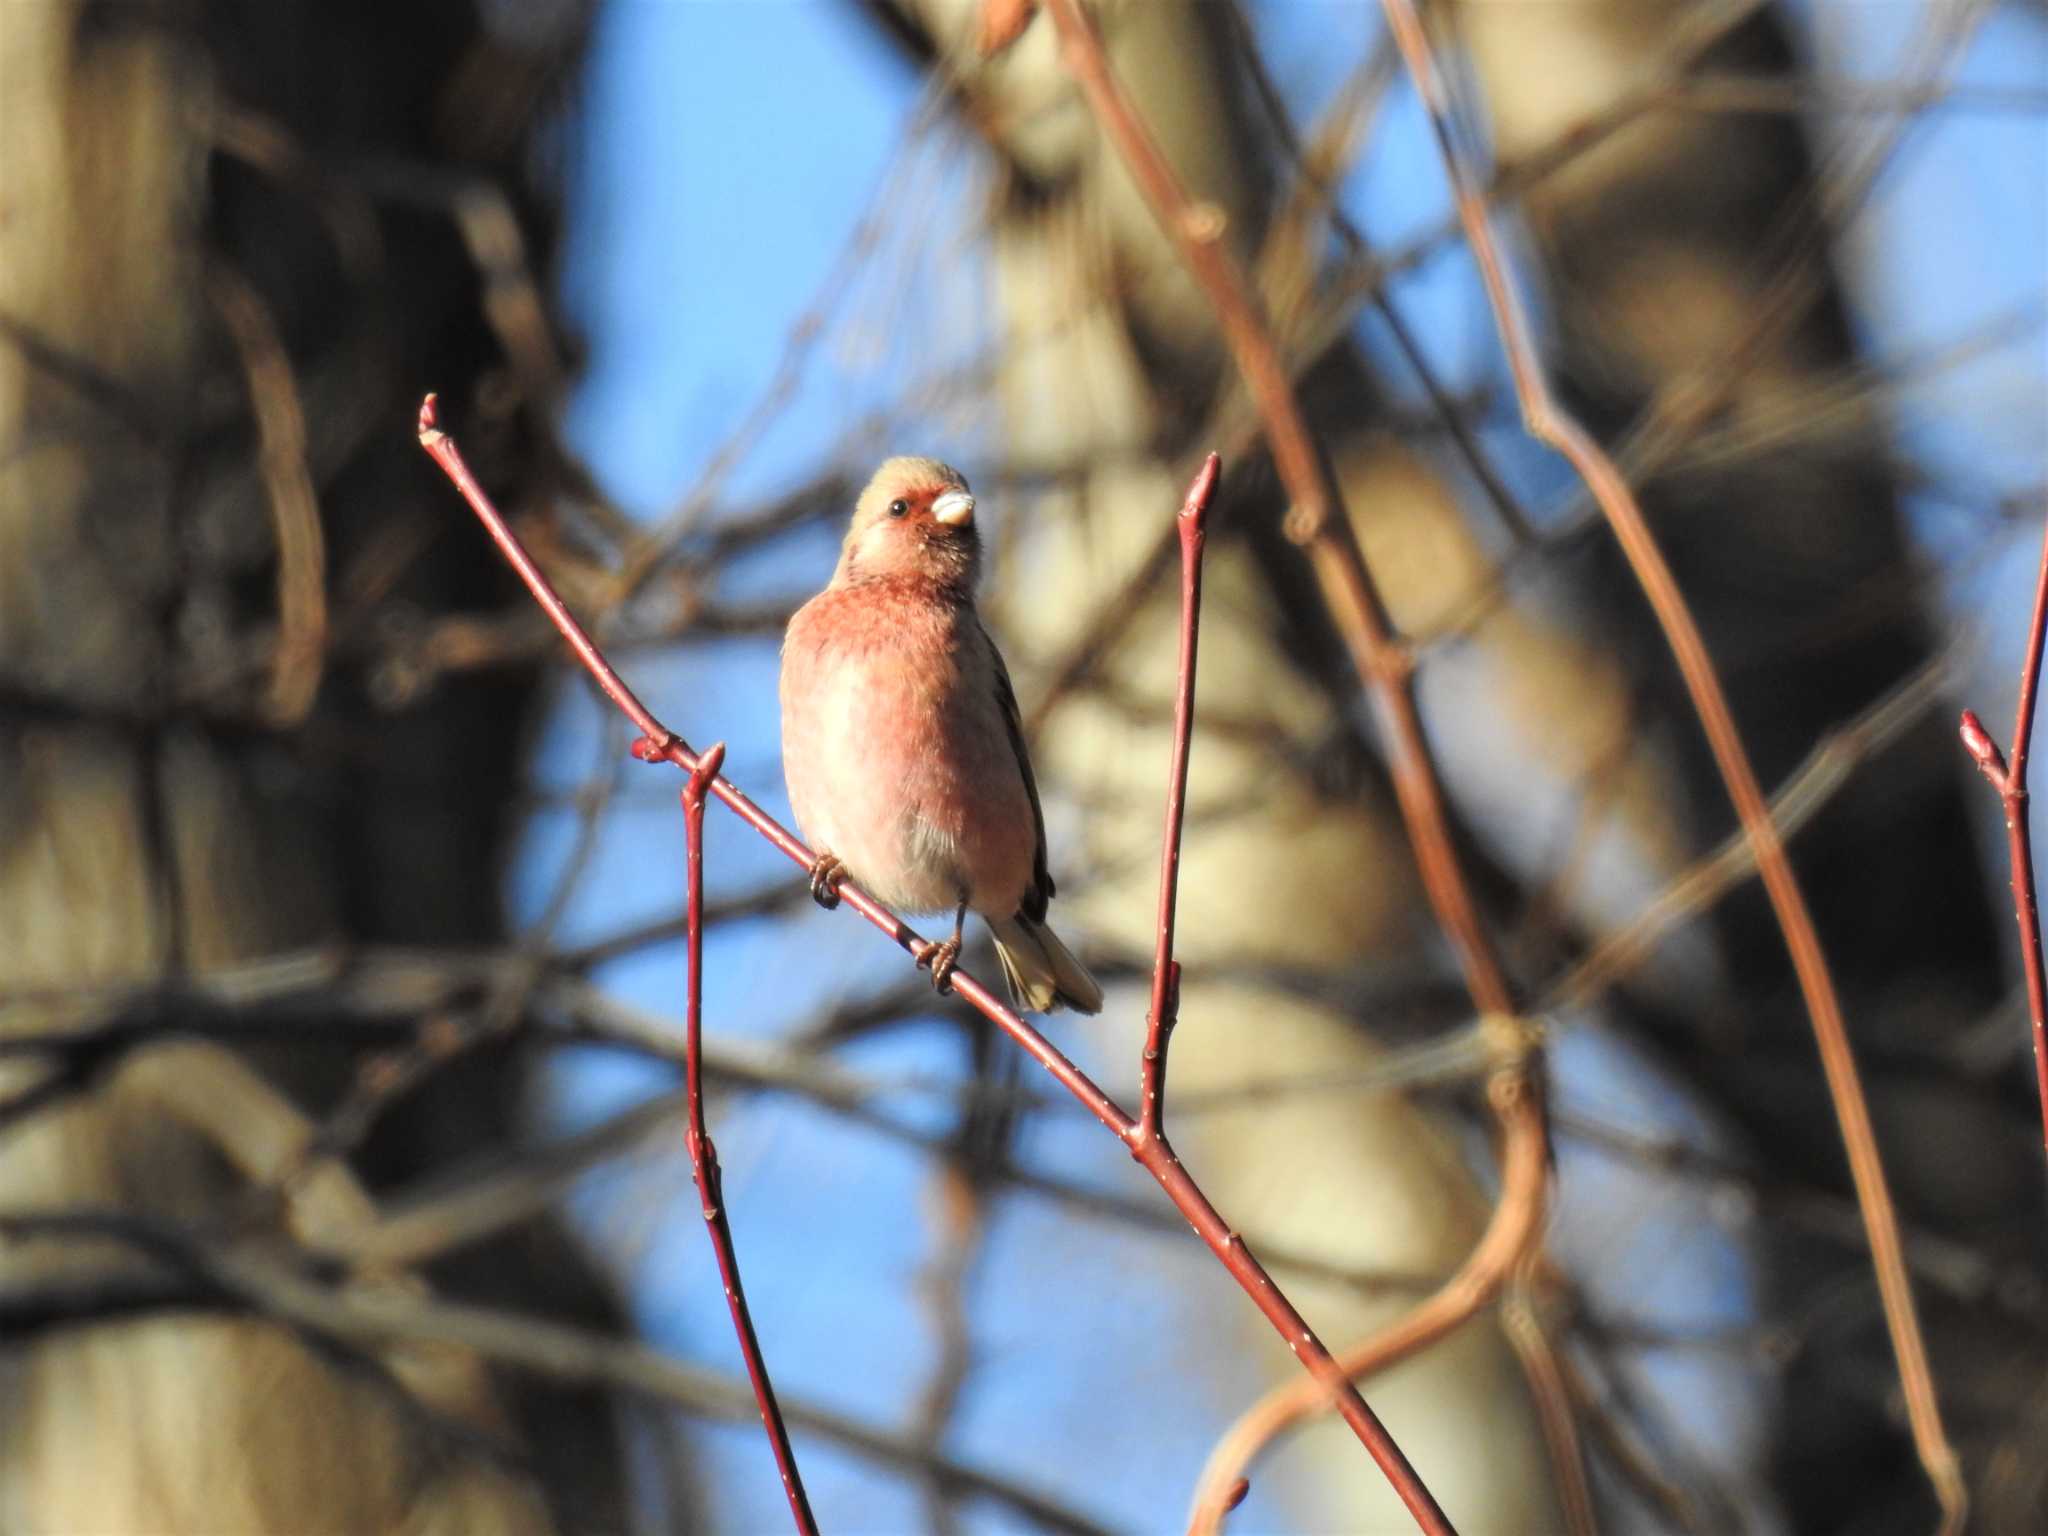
xmin=780 ymin=588 xmax=1034 ymax=914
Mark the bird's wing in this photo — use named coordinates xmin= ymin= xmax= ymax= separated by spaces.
xmin=980 ymin=619 xmax=1053 ymax=922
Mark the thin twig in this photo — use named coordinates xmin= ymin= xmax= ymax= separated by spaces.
xmin=1550 ymin=642 xmax=1961 ymax=1012
xmin=1959 ymin=516 xmax=2048 ymax=1167
xmin=422 ymin=393 xmax=1122 ymax=1128
xmin=1499 ymin=1261 xmax=1597 ymax=1536
xmin=262 ymin=716 xmax=630 ymax=1213
xmin=1031 ymin=9 xmax=1549 ymax=1528
xmin=1376 ymin=3 xmax=1964 ymax=1529
xmin=678 ymin=742 xmax=816 ymax=1532
xmin=0 ymin=956 xmax=1472 ymax=1308
xmin=609 ymin=81 xmax=951 ymax=595
xmin=208 ymin=263 xmax=328 ymax=725
xmin=1610 ymin=1 xmax=1988 ymax=495
xmin=1225 ymin=5 xmax=1535 ymax=548
xmin=911 ymin=1156 xmax=987 ymax=1536
xmin=1040 ymin=0 xmax=1506 ymax=1023
xmin=418 ymin=399 xmax=1448 ymax=1534
xmin=1187 ymin=1061 xmax=1547 ymax=1533
xmin=1551 ymin=1330 xmax=1718 ymax=1535
xmin=0 ymin=1209 xmax=1109 ymax=1536
xmin=1136 ymin=453 xmax=1215 ymax=1150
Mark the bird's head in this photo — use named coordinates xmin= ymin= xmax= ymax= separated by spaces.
xmin=835 ymin=456 xmax=980 ymax=589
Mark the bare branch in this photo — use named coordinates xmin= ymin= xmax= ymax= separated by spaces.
xmin=1377 ymin=3 xmax=1964 ymax=1524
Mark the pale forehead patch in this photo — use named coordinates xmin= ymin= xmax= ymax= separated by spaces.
xmin=870 ymin=455 xmax=969 ymax=494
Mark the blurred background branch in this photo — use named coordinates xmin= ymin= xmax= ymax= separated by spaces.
xmin=3 ymin=1 xmax=2043 ymax=1532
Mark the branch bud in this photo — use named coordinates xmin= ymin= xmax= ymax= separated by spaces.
xmin=1960 ymin=709 xmax=2009 ymax=787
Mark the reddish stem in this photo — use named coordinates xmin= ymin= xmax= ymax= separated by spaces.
xmin=1137 ymin=453 xmax=1217 ymax=1150
xmin=419 ymin=399 xmax=1443 ymax=1533
xmin=2004 ymin=521 xmax=2048 ymax=881
xmin=1040 ymin=0 xmax=1511 ymax=1029
xmin=420 ymin=396 xmax=1125 ymax=1133
xmin=419 ymin=399 xmax=665 ymax=744
xmin=681 ymin=744 xmax=817 ymax=1534
xmin=1029 ymin=7 xmax=1546 ymax=1524
xmin=1960 ymin=517 xmax=2048 ymax=1168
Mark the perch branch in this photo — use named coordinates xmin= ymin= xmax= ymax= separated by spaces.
xmin=417 ymin=398 xmax=1451 ymax=1535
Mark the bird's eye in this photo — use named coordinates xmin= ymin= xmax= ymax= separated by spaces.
xmin=887 ymin=499 xmax=909 ymax=518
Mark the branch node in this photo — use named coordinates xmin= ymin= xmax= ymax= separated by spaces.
xmin=1479 ymin=1011 xmax=1541 ymax=1070
xmin=1486 ymin=1066 xmax=1531 ymax=1116
xmin=1180 ymin=202 xmax=1229 ymax=245
xmin=1280 ymin=501 xmax=1326 ymax=546
xmin=1368 ymin=638 xmax=1418 ymax=690
xmin=686 ymin=740 xmax=728 ymax=804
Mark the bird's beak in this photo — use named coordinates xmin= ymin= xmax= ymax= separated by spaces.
xmin=931 ymin=489 xmax=975 ymax=527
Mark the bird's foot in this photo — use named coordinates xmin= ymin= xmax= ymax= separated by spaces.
xmin=917 ymin=936 xmax=962 ymax=996
xmin=806 ymin=852 xmax=846 ymax=910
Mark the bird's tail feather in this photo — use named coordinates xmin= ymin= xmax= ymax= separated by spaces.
xmin=989 ymin=914 xmax=1103 ymax=1015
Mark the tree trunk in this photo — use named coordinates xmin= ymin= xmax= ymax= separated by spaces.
xmin=0 ymin=3 xmax=626 ymax=1529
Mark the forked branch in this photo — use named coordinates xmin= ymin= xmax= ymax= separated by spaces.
xmin=679 ymin=741 xmax=817 ymax=1534
xmin=1959 ymin=516 xmax=2048 ymax=1167
xmin=418 ymin=398 xmax=1453 ymax=1535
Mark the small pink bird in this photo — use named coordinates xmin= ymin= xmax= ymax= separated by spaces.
xmin=780 ymin=458 xmax=1103 ymax=1014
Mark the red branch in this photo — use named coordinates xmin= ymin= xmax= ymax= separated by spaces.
xmin=418 ymin=400 xmax=1126 ymax=1139
xmin=1136 ymin=453 xmax=1216 ymax=1151
xmin=1040 ymin=0 xmax=1512 ymax=1026
xmin=1960 ymin=517 xmax=2048 ymax=1168
xmin=417 ymin=397 xmax=1450 ymax=1535
xmin=680 ymin=742 xmax=817 ymax=1534
xmin=1031 ymin=6 xmax=1520 ymax=1524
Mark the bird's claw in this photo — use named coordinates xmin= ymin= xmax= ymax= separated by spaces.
xmin=806 ymin=852 xmax=845 ymax=910
xmin=917 ymin=936 xmax=962 ymax=996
